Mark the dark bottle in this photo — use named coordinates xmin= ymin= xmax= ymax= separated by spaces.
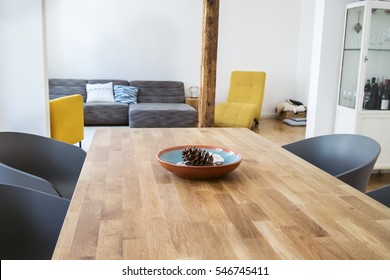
xmin=363 ymin=79 xmax=371 ymax=109
xmin=381 ymin=85 xmax=390 ymax=110
xmin=364 ymin=79 xmax=371 ymax=92
xmin=387 ymin=85 xmax=390 ymax=110
xmin=368 ymin=78 xmax=379 ymax=110
xmin=370 ymin=86 xmax=381 ymax=110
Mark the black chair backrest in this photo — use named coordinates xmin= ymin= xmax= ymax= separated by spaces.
xmin=0 ymin=163 xmax=60 ymax=197
xmin=366 ymin=185 xmax=390 ymax=207
xmin=0 ymin=183 xmax=70 ymax=260
xmin=283 ymin=134 xmax=381 ymax=192
xmin=0 ymin=132 xmax=86 ymax=200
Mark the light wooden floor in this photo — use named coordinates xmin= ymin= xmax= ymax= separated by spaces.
xmin=254 ymin=118 xmax=390 ymax=192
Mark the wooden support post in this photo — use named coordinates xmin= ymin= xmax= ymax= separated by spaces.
xmin=199 ymin=0 xmax=220 ymax=127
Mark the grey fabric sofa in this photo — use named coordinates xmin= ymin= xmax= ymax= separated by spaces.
xmin=48 ymin=79 xmax=197 ymax=127
xmin=128 ymin=81 xmax=196 ymax=128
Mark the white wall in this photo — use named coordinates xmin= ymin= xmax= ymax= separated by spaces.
xmin=0 ymin=0 xmax=49 ymax=136
xmin=1 ymin=0 xmax=354 ymax=133
xmin=296 ymin=0 xmax=316 ymax=105
xmin=45 ymin=0 xmax=203 ymax=92
xmin=306 ymin=0 xmax=356 ymax=138
xmin=216 ymin=0 xmax=303 ymax=116
xmin=45 ymin=0 xmax=304 ymax=117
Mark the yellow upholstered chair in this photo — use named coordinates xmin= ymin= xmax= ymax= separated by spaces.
xmin=49 ymin=94 xmax=84 ymax=147
xmin=215 ymin=71 xmax=266 ymax=129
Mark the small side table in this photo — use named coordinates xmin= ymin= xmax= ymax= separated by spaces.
xmin=185 ymin=97 xmax=199 ymax=112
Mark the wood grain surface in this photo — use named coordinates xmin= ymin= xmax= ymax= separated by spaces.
xmin=52 ymin=128 xmax=390 ymax=260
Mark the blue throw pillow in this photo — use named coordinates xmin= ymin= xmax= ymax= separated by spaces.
xmin=113 ymin=85 xmax=138 ymax=104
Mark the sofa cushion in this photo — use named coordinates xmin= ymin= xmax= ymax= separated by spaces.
xmin=129 ymin=81 xmax=185 ymax=103
xmin=114 ymin=85 xmax=138 ymax=104
xmin=49 ymin=79 xmax=88 ymax=101
xmin=84 ymin=102 xmax=129 ymax=125
xmin=87 ymin=79 xmax=129 ymax=86
xmin=129 ymin=103 xmax=197 ymax=128
xmin=86 ymin=82 xmax=115 ymax=103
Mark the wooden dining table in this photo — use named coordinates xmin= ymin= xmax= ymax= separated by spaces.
xmin=52 ymin=127 xmax=390 ymax=260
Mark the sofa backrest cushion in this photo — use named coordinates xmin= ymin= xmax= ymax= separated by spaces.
xmin=49 ymin=79 xmax=185 ymax=104
xmin=49 ymin=79 xmax=88 ymax=101
xmin=87 ymin=79 xmax=129 ymax=86
xmin=129 ymin=81 xmax=185 ymax=103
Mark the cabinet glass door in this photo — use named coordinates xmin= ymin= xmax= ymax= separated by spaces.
xmin=339 ymin=6 xmax=364 ymax=109
xmin=363 ymin=8 xmax=390 ymax=111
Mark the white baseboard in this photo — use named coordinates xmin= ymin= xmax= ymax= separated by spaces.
xmin=260 ymin=113 xmax=278 ymax=119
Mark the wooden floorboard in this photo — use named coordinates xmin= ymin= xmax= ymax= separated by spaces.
xmin=254 ymin=118 xmax=390 ymax=192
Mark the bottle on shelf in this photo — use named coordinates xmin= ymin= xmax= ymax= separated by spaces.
xmin=368 ymin=77 xmax=380 ymax=110
xmin=381 ymin=85 xmax=390 ymax=110
xmin=363 ymin=79 xmax=371 ymax=109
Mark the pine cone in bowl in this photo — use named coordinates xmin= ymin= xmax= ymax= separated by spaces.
xmin=182 ymin=147 xmax=214 ymax=166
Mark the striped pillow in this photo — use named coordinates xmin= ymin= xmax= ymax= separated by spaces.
xmin=113 ymin=85 xmax=138 ymax=104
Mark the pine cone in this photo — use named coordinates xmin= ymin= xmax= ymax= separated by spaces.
xmin=182 ymin=147 xmax=214 ymax=166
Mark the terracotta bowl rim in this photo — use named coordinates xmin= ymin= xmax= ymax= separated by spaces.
xmin=156 ymin=144 xmax=243 ymax=168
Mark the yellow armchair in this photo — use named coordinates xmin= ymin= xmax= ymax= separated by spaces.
xmin=49 ymin=94 xmax=84 ymax=147
xmin=215 ymin=71 xmax=266 ymax=129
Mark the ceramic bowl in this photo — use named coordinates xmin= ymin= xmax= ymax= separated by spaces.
xmin=156 ymin=145 xmax=242 ymax=179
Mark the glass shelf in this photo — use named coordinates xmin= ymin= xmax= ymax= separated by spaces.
xmin=344 ymin=48 xmax=390 ymax=51
xmin=344 ymin=48 xmax=361 ymax=51
xmin=368 ymin=48 xmax=390 ymax=51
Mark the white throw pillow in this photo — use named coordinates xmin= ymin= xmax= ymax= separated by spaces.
xmin=86 ymin=82 xmax=114 ymax=103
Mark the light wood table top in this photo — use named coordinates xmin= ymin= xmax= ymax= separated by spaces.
xmin=53 ymin=128 xmax=390 ymax=260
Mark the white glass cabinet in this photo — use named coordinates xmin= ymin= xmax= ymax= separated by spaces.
xmin=335 ymin=0 xmax=390 ymax=170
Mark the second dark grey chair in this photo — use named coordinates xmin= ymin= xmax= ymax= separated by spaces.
xmin=282 ymin=134 xmax=381 ymax=192
xmin=366 ymin=185 xmax=390 ymax=207
xmin=0 ymin=183 xmax=70 ymax=260
xmin=0 ymin=131 xmax=86 ymax=200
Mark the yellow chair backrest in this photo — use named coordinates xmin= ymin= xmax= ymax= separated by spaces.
xmin=226 ymin=71 xmax=266 ymax=121
xmin=49 ymin=94 xmax=84 ymax=146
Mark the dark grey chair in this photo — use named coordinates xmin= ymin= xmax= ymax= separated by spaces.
xmin=366 ymin=185 xmax=390 ymax=207
xmin=0 ymin=131 xmax=86 ymax=200
xmin=0 ymin=183 xmax=70 ymax=260
xmin=282 ymin=134 xmax=381 ymax=192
